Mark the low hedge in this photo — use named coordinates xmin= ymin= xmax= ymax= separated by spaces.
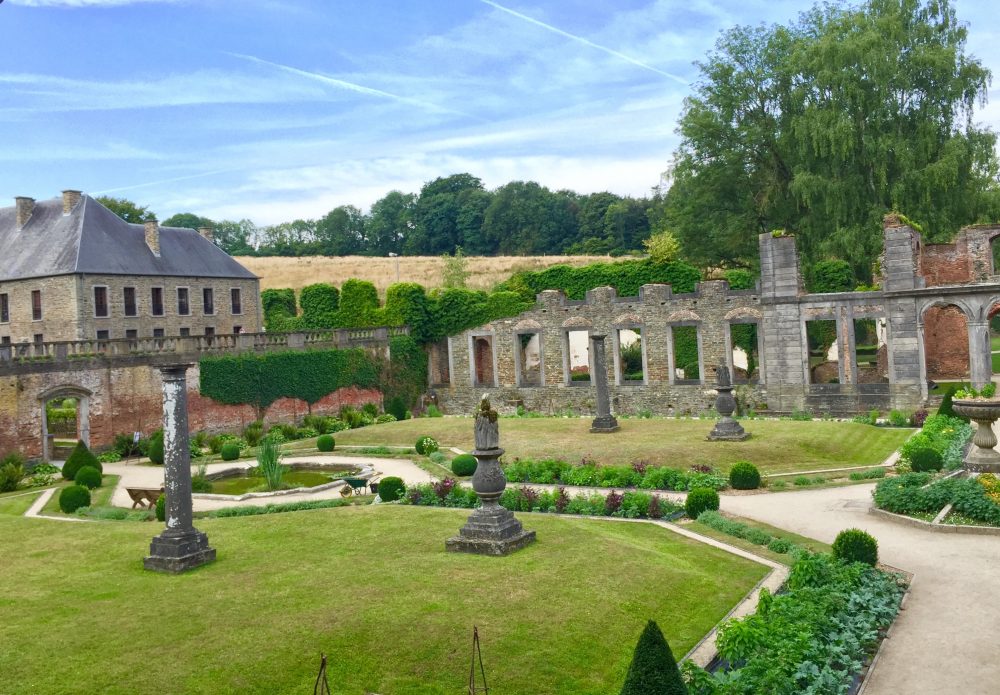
xmin=502 ymin=458 xmax=728 ymax=491
xmin=695 ymin=510 xmax=806 ymax=555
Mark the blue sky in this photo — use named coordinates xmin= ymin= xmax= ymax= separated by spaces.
xmin=2 ymin=0 xmax=998 ymax=225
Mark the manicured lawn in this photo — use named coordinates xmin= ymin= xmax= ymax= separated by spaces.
xmin=0 ymin=505 xmax=766 ymax=695
xmin=40 ymin=474 xmax=119 ymax=516
xmin=0 ymin=490 xmax=42 ymax=516
xmin=333 ymin=418 xmax=912 ymax=474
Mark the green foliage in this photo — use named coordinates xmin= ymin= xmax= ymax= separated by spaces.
xmin=722 ymin=269 xmax=756 ymax=290
xmin=59 ymin=485 xmax=91 ymax=513
xmin=0 ymin=460 xmax=24 ymax=492
xmin=317 ymin=435 xmax=335 ymax=452
xmin=503 ymin=459 xmax=728 ymax=492
xmin=384 ymin=283 xmax=432 ymax=342
xmin=832 ymin=528 xmax=879 ymax=566
xmin=299 ymin=283 xmax=339 ymax=328
xmin=848 ymin=468 xmax=887 ymax=481
xmin=619 ymin=620 xmax=688 ymax=695
xmin=95 ymin=196 xmax=153 ymax=223
xmin=937 ymin=385 xmax=964 ymax=420
xmin=155 ymin=494 xmax=165 ymax=522
xmin=261 ymin=288 xmax=299 ymax=332
xmin=200 ymin=348 xmax=379 ymax=410
xmin=205 ymin=498 xmax=351 ymax=518
xmin=384 ymin=336 xmax=428 ymax=409
xmin=378 ymin=476 xmax=406 ymax=502
xmin=909 ymin=447 xmax=943 ymax=472
xmin=808 ymin=259 xmax=856 ymax=293
xmin=415 ymin=436 xmax=439 ymax=456
xmin=255 ymin=438 xmax=285 ymax=491
xmin=338 ymin=279 xmax=380 ymax=327
xmin=73 ymin=465 xmax=102 ymax=490
xmin=899 ymin=414 xmax=971 ymax=470
xmin=451 ymin=454 xmax=477 ymax=477
xmin=728 ymin=462 xmax=761 ymax=490
xmin=62 ymin=441 xmax=101 ymax=480
xmin=386 ymin=396 xmax=408 ymax=421
xmin=642 ymin=230 xmax=682 ymax=264
xmin=220 ymin=443 xmax=241 ymax=461
xmin=375 ymin=414 xmax=397 ymax=424
xmin=441 ymin=247 xmax=469 ymax=288
xmin=496 ymin=258 xmax=701 ymax=302
xmin=685 ymin=488 xmax=720 ymax=519
xmin=147 ymin=431 xmax=164 ymax=465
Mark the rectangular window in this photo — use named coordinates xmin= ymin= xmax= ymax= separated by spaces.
xmin=729 ymin=322 xmax=760 ymax=384
xmin=230 ymin=288 xmax=242 ymax=315
xmin=151 ymin=287 xmax=164 ymax=316
xmin=125 ymin=329 xmax=138 ymax=340
xmin=204 ymin=326 xmax=215 ymax=336
xmin=1 ymin=336 xmax=10 ymax=345
xmin=671 ymin=325 xmax=700 ymax=383
xmin=33 ymin=333 xmax=43 ymax=343
xmin=31 ymin=290 xmax=42 ymax=321
xmin=123 ymin=287 xmax=137 ymax=317
xmin=854 ymin=318 xmax=888 ymax=384
xmin=177 ymin=288 xmax=190 ymax=316
xmin=179 ymin=327 xmax=190 ymax=337
xmin=616 ymin=328 xmax=644 ymax=384
xmin=93 ymin=286 xmax=109 ymax=318
xmin=429 ymin=339 xmax=452 ymax=386
xmin=564 ymin=329 xmax=590 ymax=385
xmin=806 ymin=319 xmax=839 ymax=384
xmin=203 ymin=287 xmax=214 ymax=315
xmin=153 ymin=328 xmax=165 ymax=338
xmin=515 ymin=333 xmax=540 ymax=387
xmin=96 ymin=329 xmax=110 ymax=340
xmin=0 ymin=293 xmax=8 ymax=323
xmin=233 ymin=325 xmax=242 ymax=335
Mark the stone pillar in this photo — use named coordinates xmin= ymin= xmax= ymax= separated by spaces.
xmin=968 ymin=320 xmax=992 ymax=389
xmin=144 ymin=364 xmax=216 ymax=574
xmin=446 ymin=397 xmax=535 ymax=556
xmin=589 ymin=334 xmax=619 ymax=433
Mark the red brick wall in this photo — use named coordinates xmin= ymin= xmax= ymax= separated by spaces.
xmin=924 ymin=305 xmax=970 ymax=380
xmin=919 ymin=242 xmax=973 ymax=287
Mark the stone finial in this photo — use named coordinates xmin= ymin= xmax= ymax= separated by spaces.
xmin=715 ymin=364 xmax=732 ymax=388
xmin=144 ymin=219 xmax=161 ymax=257
xmin=61 ymin=190 xmax=81 ymax=214
xmin=198 ymin=226 xmax=214 ymax=242
xmin=15 ymin=197 xmax=34 ymax=229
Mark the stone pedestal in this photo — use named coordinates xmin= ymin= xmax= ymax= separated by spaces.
xmin=954 ymin=400 xmax=1000 ymax=474
xmin=708 ymin=367 xmax=749 ymax=442
xmin=589 ymin=334 xmax=619 ymax=433
xmin=144 ymin=364 xmax=216 ymax=574
xmin=447 ymin=398 xmax=535 ymax=556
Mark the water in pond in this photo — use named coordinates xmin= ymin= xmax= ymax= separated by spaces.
xmin=208 ymin=465 xmax=360 ymax=496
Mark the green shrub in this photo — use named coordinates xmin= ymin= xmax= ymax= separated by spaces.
xmin=375 ymin=414 xmax=397 ymax=424
xmin=317 ymin=435 xmax=335 ymax=452
xmin=767 ymin=537 xmax=793 ymax=554
xmin=415 ymin=436 xmax=439 ymax=456
xmin=74 ymin=465 xmax=102 ymax=489
xmin=429 ymin=451 xmax=448 ymax=465
xmin=220 ymin=443 xmax=241 ymax=461
xmin=849 ymin=468 xmax=887 ymax=481
xmin=155 ymin=493 xmax=165 ymax=522
xmin=62 ymin=441 xmax=102 ymax=480
xmin=147 ymin=432 xmax=165 ymax=465
xmin=386 ymin=395 xmax=408 ymax=422
xmin=97 ymin=450 xmax=122 ymax=463
xmin=909 ymin=447 xmax=943 ymax=472
xmin=378 ymin=476 xmax=405 ymax=502
xmin=0 ymin=461 xmax=24 ymax=492
xmin=619 ymin=620 xmax=687 ymax=695
xmin=426 ymin=404 xmax=443 ymax=417
xmin=279 ymin=423 xmax=299 ymax=440
xmin=362 ymin=402 xmax=379 ymax=418
xmin=832 ymin=528 xmax=879 ymax=566
xmin=59 ymin=485 xmax=91 ymax=513
xmin=685 ymin=487 xmax=720 ymax=519
xmin=888 ymin=410 xmax=910 ymax=427
xmin=451 ymin=454 xmax=477 ymax=476
xmin=728 ymin=461 xmax=761 ymax=490
xmin=937 ymin=385 xmax=965 ymax=420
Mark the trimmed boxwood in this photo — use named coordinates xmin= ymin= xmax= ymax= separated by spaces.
xmin=74 ymin=465 xmax=102 ymax=489
xmin=832 ymin=528 xmax=879 ymax=566
xmin=378 ymin=476 xmax=405 ymax=502
xmin=415 ymin=436 xmax=439 ymax=456
xmin=220 ymin=443 xmax=241 ymax=461
xmin=451 ymin=454 xmax=477 ymax=476
xmin=620 ymin=620 xmax=687 ymax=695
xmin=59 ymin=485 xmax=91 ymax=513
xmin=147 ymin=432 xmax=165 ymax=465
xmin=156 ymin=493 xmax=165 ymax=522
xmin=729 ymin=461 xmax=761 ymax=490
xmin=909 ymin=447 xmax=943 ymax=472
xmin=62 ymin=441 xmax=102 ymax=480
xmin=317 ymin=434 xmax=335 ymax=452
xmin=685 ymin=487 xmax=720 ymax=519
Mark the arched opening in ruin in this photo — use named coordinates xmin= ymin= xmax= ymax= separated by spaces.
xmin=921 ymin=303 xmax=971 ymax=388
xmin=471 ymin=336 xmax=496 ymax=387
xmin=614 ymin=326 xmax=645 ymax=385
xmin=39 ymin=385 xmax=92 ymax=461
xmin=515 ymin=331 xmax=542 ymax=387
xmin=729 ymin=322 xmax=760 ymax=384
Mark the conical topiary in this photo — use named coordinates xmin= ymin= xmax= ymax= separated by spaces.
xmin=61 ymin=441 xmax=102 ymax=480
xmin=620 ymin=620 xmax=687 ymax=695
xmin=938 ymin=385 xmax=967 ymax=422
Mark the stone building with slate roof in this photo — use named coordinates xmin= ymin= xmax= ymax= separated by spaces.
xmin=0 ymin=190 xmax=261 ymax=345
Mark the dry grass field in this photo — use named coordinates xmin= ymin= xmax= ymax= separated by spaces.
xmin=235 ymin=254 xmax=621 ymax=293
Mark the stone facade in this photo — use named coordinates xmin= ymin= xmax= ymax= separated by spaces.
xmin=434 ymin=219 xmax=1000 ymax=416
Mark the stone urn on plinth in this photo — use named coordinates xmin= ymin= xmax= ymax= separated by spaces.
xmin=708 ymin=365 xmax=749 ymax=442
xmin=445 ymin=396 xmax=536 ymax=556
xmin=952 ymin=397 xmax=1000 ymax=473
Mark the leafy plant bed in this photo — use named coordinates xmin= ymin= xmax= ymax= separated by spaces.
xmin=687 ymin=511 xmax=832 ymax=562
xmin=0 ymin=505 xmax=767 ymax=693
xmin=873 ymin=472 xmax=1000 ymax=528
xmin=503 ymin=458 xmax=729 ymax=491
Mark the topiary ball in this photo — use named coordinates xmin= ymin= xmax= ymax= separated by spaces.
xmin=378 ymin=476 xmax=405 ymax=502
xmin=729 ymin=461 xmax=761 ymax=490
xmin=909 ymin=447 xmax=943 ymax=472
xmin=832 ymin=528 xmax=879 ymax=566
xmin=59 ymin=484 xmax=91 ymax=513
xmin=147 ymin=432 xmax=165 ymax=465
xmin=62 ymin=440 xmax=101 ymax=480
xmin=220 ymin=442 xmax=241 ymax=461
xmin=317 ymin=434 xmax=335 ymax=452
xmin=685 ymin=487 xmax=720 ymax=519
xmin=451 ymin=454 xmax=477 ymax=477
xmin=74 ymin=465 xmax=102 ymax=489
xmin=155 ymin=493 xmax=166 ymax=522
xmin=415 ymin=436 xmax=439 ymax=456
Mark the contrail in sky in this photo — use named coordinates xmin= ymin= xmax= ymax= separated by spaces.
xmin=229 ymin=53 xmax=478 ymax=120
xmin=479 ymin=0 xmax=688 ymax=85
xmin=94 ymin=168 xmax=242 ymax=195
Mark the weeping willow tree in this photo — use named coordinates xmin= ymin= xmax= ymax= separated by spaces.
xmin=666 ymin=0 xmax=1000 ymax=280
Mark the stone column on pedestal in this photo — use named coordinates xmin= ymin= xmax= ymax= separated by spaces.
xmin=446 ymin=396 xmax=536 ymax=556
xmin=144 ymin=364 xmax=216 ymax=574
xmin=589 ymin=333 xmax=619 ymax=433
xmin=708 ymin=364 xmax=749 ymax=441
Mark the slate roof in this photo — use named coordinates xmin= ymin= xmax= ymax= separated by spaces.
xmin=0 ymin=195 xmax=257 ymax=281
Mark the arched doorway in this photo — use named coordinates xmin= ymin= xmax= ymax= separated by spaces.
xmin=921 ymin=303 xmax=971 ymax=393
xmin=38 ymin=385 xmax=92 ymax=461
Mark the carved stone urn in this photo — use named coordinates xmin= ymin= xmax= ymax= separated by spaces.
xmin=952 ymin=399 xmax=1000 ymax=473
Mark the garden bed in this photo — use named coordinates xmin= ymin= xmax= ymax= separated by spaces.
xmin=194 ymin=462 xmax=370 ymax=501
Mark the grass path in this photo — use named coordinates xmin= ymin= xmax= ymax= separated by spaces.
xmin=0 ymin=505 xmax=765 ymax=695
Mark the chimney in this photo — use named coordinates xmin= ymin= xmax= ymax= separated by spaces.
xmin=15 ymin=197 xmax=34 ymax=229
xmin=144 ymin=219 xmax=161 ymax=257
xmin=62 ymin=190 xmax=82 ymax=214
xmin=198 ymin=226 xmax=215 ymax=243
